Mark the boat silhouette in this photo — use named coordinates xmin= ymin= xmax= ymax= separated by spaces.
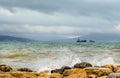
xmin=76 ymin=37 xmax=87 ymax=42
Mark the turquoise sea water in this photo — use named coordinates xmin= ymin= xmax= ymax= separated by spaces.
xmin=0 ymin=42 xmax=120 ymax=71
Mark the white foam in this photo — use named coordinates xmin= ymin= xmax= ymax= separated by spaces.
xmin=36 ymin=52 xmax=82 ymax=72
xmin=92 ymin=57 xmax=115 ymax=66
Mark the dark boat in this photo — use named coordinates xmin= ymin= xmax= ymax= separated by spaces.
xmin=76 ymin=37 xmax=87 ymax=42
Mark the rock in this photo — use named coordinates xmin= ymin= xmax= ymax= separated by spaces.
xmin=0 ymin=65 xmax=12 ymax=72
xmin=38 ymin=72 xmax=50 ymax=78
xmin=22 ymin=73 xmax=38 ymax=78
xmin=108 ymin=73 xmax=120 ymax=78
xmin=65 ymin=73 xmax=87 ymax=78
xmin=102 ymin=64 xmax=115 ymax=72
xmin=60 ymin=66 xmax=71 ymax=72
xmin=85 ymin=67 xmax=113 ymax=77
xmin=51 ymin=69 xmax=63 ymax=74
xmin=17 ymin=68 xmax=33 ymax=72
xmin=63 ymin=68 xmax=87 ymax=78
xmin=88 ymin=75 xmax=97 ymax=78
xmin=74 ymin=62 xmax=92 ymax=68
xmin=50 ymin=73 xmax=63 ymax=78
xmin=51 ymin=66 xmax=71 ymax=74
xmin=97 ymin=76 xmax=109 ymax=78
xmin=114 ymin=65 xmax=120 ymax=73
xmin=0 ymin=73 xmax=14 ymax=78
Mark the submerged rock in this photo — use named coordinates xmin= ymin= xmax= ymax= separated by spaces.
xmin=0 ymin=65 xmax=12 ymax=72
xmin=17 ymin=68 xmax=33 ymax=72
xmin=74 ymin=62 xmax=92 ymax=68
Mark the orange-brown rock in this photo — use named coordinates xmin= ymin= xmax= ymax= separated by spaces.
xmin=10 ymin=71 xmax=38 ymax=78
xmin=38 ymin=72 xmax=50 ymax=78
xmin=114 ymin=65 xmax=120 ymax=72
xmin=84 ymin=67 xmax=113 ymax=77
xmin=88 ymin=75 xmax=97 ymax=78
xmin=50 ymin=73 xmax=63 ymax=78
xmin=97 ymin=76 xmax=108 ymax=78
xmin=0 ymin=65 xmax=12 ymax=72
xmin=10 ymin=71 xmax=23 ymax=78
xmin=103 ymin=64 xmax=115 ymax=72
xmin=63 ymin=68 xmax=87 ymax=78
xmin=0 ymin=73 xmax=14 ymax=78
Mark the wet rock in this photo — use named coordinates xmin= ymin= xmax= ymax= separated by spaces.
xmin=74 ymin=62 xmax=92 ymax=68
xmin=60 ymin=66 xmax=71 ymax=71
xmin=51 ymin=66 xmax=71 ymax=74
xmin=17 ymin=68 xmax=33 ymax=72
xmin=63 ymin=68 xmax=87 ymax=77
xmin=51 ymin=69 xmax=63 ymax=74
xmin=85 ymin=67 xmax=113 ymax=77
xmin=0 ymin=65 xmax=12 ymax=72
xmin=108 ymin=73 xmax=120 ymax=78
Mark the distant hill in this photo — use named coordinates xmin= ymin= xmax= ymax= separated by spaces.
xmin=0 ymin=35 xmax=33 ymax=42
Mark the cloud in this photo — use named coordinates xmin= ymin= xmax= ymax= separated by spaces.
xmin=0 ymin=7 xmax=112 ymax=27
xmin=115 ymin=24 xmax=120 ymax=31
xmin=0 ymin=0 xmax=120 ymax=40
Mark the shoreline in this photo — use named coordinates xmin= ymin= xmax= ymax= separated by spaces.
xmin=0 ymin=62 xmax=120 ymax=78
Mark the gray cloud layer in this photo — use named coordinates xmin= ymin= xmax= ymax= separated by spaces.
xmin=0 ymin=0 xmax=120 ymax=40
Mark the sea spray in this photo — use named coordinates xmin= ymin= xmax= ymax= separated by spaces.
xmin=91 ymin=57 xmax=115 ymax=66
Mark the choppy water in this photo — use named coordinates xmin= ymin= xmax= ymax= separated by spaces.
xmin=0 ymin=42 xmax=120 ymax=71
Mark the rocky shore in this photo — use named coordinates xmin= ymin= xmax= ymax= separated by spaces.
xmin=0 ymin=62 xmax=120 ymax=78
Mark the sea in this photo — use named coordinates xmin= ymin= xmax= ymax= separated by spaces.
xmin=0 ymin=41 xmax=120 ymax=72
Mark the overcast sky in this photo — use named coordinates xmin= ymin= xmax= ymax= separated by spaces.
xmin=0 ymin=0 xmax=120 ymax=40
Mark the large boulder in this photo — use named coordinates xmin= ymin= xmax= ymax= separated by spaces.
xmin=74 ymin=62 xmax=92 ymax=68
xmin=85 ymin=67 xmax=113 ymax=77
xmin=63 ymin=68 xmax=87 ymax=78
xmin=0 ymin=65 xmax=12 ymax=72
